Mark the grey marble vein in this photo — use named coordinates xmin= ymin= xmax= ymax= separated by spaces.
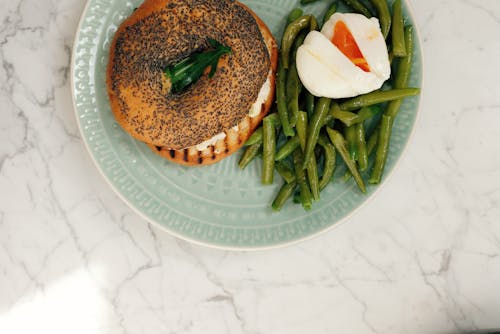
xmin=0 ymin=0 xmax=500 ymax=333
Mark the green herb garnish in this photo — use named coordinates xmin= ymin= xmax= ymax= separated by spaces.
xmin=165 ymin=38 xmax=232 ymax=94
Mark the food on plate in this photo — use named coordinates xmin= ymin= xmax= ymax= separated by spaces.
xmin=368 ymin=0 xmax=392 ymax=38
xmin=107 ymin=0 xmax=278 ymax=166
xmin=296 ymin=13 xmax=391 ymax=98
xmin=391 ymin=0 xmax=407 ymax=57
xmin=238 ymin=1 xmax=421 ymax=212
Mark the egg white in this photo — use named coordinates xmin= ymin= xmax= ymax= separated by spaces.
xmin=297 ymin=13 xmax=391 ymax=99
xmin=296 ymin=38 xmax=356 ymax=98
xmin=321 ymin=13 xmax=391 ymax=81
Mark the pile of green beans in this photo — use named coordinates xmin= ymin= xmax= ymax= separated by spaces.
xmin=238 ymin=0 xmax=420 ymax=211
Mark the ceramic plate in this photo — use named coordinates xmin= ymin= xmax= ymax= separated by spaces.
xmin=71 ymin=0 xmax=422 ymax=250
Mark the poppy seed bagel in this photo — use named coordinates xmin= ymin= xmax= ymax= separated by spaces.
xmin=107 ymin=0 xmax=277 ymax=154
xmin=148 ymin=3 xmax=278 ymax=166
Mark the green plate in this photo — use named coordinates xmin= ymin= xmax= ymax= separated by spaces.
xmin=71 ymin=0 xmax=422 ymax=250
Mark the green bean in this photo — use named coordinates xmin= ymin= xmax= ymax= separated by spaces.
xmin=342 ymin=0 xmax=373 ymax=18
xmin=266 ymin=112 xmax=282 ymax=127
xmin=318 ymin=135 xmax=336 ymax=190
xmin=326 ymin=128 xmax=366 ymax=193
xmin=287 ymin=8 xmax=304 ymax=24
xmin=391 ymin=0 xmax=406 ymax=57
xmin=293 ymin=149 xmax=313 ymax=210
xmin=275 ymin=136 xmax=300 ymax=161
xmin=287 ymin=62 xmax=301 ymax=127
xmin=344 ymin=126 xmax=379 ymax=180
xmin=300 ymin=0 xmax=321 ymax=4
xmin=369 ymin=114 xmax=393 ymax=184
xmin=282 ymin=15 xmax=311 ymax=69
xmin=308 ymin=156 xmax=320 ymax=201
xmin=306 ymin=93 xmax=315 ymax=118
xmin=308 ymin=16 xmax=320 ymax=96
xmin=239 ymin=143 xmax=262 ymax=169
xmin=272 ymin=181 xmax=298 ymax=211
xmin=368 ymin=27 xmax=414 ymax=184
xmin=293 ymin=32 xmax=308 ymax=56
xmin=344 ymin=125 xmax=358 ymax=162
xmin=287 ymin=32 xmax=306 ymax=127
xmin=367 ymin=128 xmax=379 ymax=155
xmin=339 ymin=88 xmax=420 ymax=111
xmin=357 ymin=106 xmax=383 ymax=123
xmin=368 ymin=0 xmax=391 ymax=39
xmin=277 ymin=16 xmax=311 ymax=129
xmin=333 ymin=106 xmax=380 ymax=127
xmin=323 ymin=114 xmax=335 ymax=128
xmin=310 ymin=15 xmax=319 ymax=32
xmin=276 ymin=60 xmax=295 ymax=137
xmin=393 ymin=26 xmax=415 ymax=92
xmin=303 ymin=97 xmax=331 ymax=170
xmin=246 ymin=113 xmax=282 ymax=146
xmin=385 ymin=26 xmax=414 ymax=121
xmin=330 ymin=107 xmax=359 ymax=127
xmin=296 ymin=111 xmax=308 ymax=150
xmin=275 ymin=161 xmax=296 ymax=184
xmin=296 ymin=112 xmax=320 ymax=201
xmin=262 ymin=117 xmax=276 ymax=185
xmin=327 ymin=103 xmax=340 ymax=121
xmin=356 ymin=123 xmax=368 ymax=171
xmin=385 ymin=27 xmax=414 ymax=121
xmin=245 ymin=127 xmax=263 ymax=146
xmin=323 ymin=1 xmax=338 ymax=24
xmin=330 ymin=106 xmax=381 ymax=127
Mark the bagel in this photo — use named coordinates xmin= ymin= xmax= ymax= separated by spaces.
xmin=107 ymin=0 xmax=278 ymax=166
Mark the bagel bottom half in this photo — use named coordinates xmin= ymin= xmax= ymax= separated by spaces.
xmin=148 ymin=5 xmax=278 ymax=166
xmin=149 ymin=71 xmax=275 ymax=166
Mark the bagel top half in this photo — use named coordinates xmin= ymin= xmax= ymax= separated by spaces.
xmin=107 ymin=0 xmax=272 ymax=150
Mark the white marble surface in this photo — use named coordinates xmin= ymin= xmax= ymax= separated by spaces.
xmin=1 ymin=0 xmax=500 ymax=333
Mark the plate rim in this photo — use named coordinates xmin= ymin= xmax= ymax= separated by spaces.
xmin=70 ymin=0 xmax=425 ymax=251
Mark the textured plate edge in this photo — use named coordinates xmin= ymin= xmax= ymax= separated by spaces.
xmin=70 ymin=0 xmax=424 ymax=252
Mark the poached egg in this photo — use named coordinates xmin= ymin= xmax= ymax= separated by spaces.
xmin=296 ymin=13 xmax=391 ymax=99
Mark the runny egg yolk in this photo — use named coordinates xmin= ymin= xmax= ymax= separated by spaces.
xmin=331 ymin=21 xmax=371 ymax=73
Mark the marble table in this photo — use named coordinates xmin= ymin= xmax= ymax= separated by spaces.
xmin=1 ymin=0 xmax=500 ymax=333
